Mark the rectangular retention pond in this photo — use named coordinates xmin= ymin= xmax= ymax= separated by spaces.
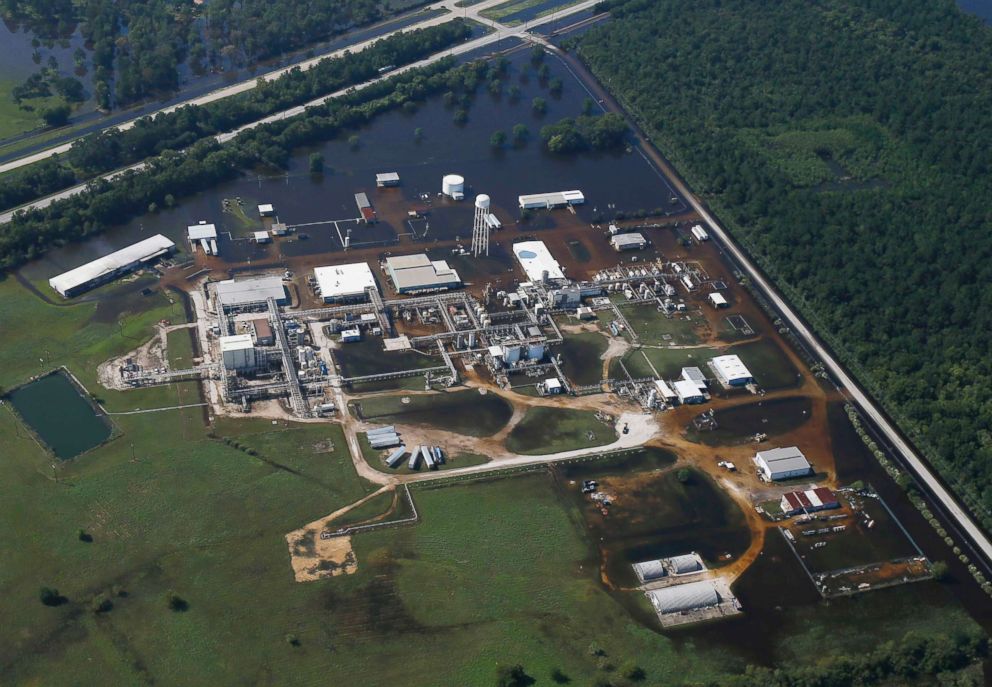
xmin=6 ymin=370 xmax=113 ymax=459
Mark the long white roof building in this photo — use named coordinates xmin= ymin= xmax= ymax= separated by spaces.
xmin=513 ymin=241 xmax=566 ymax=283
xmin=49 ymin=234 xmax=175 ymax=297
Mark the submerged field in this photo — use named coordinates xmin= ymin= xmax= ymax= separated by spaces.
xmin=505 ymin=405 xmax=613 ymax=454
xmin=352 ymin=389 xmax=513 ymax=437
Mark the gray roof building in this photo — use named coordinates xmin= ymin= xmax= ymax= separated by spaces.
xmin=755 ymin=446 xmax=812 ymax=481
xmin=385 ymin=254 xmax=462 ymax=294
xmin=647 ymin=580 xmax=721 ymax=615
xmin=215 ymin=276 xmax=288 ymax=309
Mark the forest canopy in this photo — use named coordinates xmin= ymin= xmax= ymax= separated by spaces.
xmin=577 ymin=0 xmax=992 ymax=525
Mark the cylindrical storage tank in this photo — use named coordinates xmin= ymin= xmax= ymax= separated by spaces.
xmin=475 ymin=194 xmax=491 ymax=209
xmin=442 ymin=174 xmax=465 ymax=198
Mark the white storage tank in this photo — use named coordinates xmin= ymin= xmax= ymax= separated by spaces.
xmin=442 ymin=174 xmax=465 ymax=200
xmin=475 ymin=193 xmax=490 ymax=209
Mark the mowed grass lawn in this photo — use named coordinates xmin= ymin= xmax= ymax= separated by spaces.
xmin=166 ymin=327 xmax=196 ymax=368
xmin=729 ymin=339 xmax=800 ymax=390
xmin=619 ymin=303 xmax=701 ymax=345
xmin=0 ymin=277 xmax=381 ymax=684
xmin=505 ymin=405 xmax=613 ymax=455
xmin=611 ymin=345 xmax=718 ymax=380
xmin=350 ymin=475 xmax=737 ymax=685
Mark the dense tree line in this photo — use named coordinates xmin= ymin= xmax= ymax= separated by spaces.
xmin=0 ymin=57 xmax=491 ymax=269
xmin=539 ymin=113 xmax=629 ymax=153
xmin=725 ymin=629 xmax=987 ymax=687
xmin=578 ymin=0 xmax=992 ymax=527
xmin=0 ymin=21 xmax=472 ymax=212
xmin=1 ymin=0 xmax=428 ymax=109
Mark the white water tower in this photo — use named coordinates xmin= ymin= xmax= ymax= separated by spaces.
xmin=472 ymin=194 xmax=491 ymax=257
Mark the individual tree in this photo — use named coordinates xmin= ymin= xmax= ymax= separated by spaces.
xmin=41 ymin=103 xmax=71 ymax=128
xmin=39 ymin=587 xmax=63 ymax=606
xmin=531 ymin=97 xmax=547 ymax=115
xmin=309 ymin=152 xmax=325 ymax=174
xmin=511 ymin=123 xmax=529 ymax=145
xmin=453 ymin=108 xmax=468 ymax=125
xmin=490 ymin=130 xmax=507 ymax=148
xmin=496 ymin=664 xmax=533 ymax=687
xmin=166 ymin=592 xmax=188 ymax=611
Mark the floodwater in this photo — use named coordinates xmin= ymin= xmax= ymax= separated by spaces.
xmin=357 ymin=389 xmax=513 ymax=436
xmin=556 ymin=332 xmax=607 ymax=385
xmin=0 ymin=20 xmax=92 ymax=85
xmin=957 ymin=0 xmax=992 ymax=24
xmin=6 ymin=370 xmax=112 ymax=459
xmin=19 ymin=47 xmax=688 ymax=288
xmin=333 ymin=338 xmax=439 ymax=378
xmin=562 ymin=464 xmax=750 ymax=589
xmin=687 ymin=396 xmax=812 ymax=446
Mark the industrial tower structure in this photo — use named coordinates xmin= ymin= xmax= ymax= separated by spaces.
xmin=472 ymin=194 xmax=490 ymax=257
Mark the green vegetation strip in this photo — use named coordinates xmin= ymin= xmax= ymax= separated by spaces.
xmin=577 ymin=0 xmax=992 ymax=530
xmin=0 ymin=20 xmax=472 ymax=220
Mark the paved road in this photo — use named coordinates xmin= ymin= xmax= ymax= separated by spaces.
xmin=0 ymin=0 xmax=602 ymax=225
xmin=552 ymin=48 xmax=992 ymax=567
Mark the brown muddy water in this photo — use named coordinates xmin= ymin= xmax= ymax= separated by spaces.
xmin=687 ymin=396 xmax=812 ymax=446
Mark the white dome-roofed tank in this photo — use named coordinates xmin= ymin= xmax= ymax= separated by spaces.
xmin=442 ymin=174 xmax=465 ymax=200
xmin=475 ymin=194 xmax=490 ymax=209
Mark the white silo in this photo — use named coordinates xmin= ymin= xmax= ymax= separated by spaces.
xmin=472 ymin=194 xmax=491 ymax=257
xmin=442 ymin=174 xmax=465 ymax=200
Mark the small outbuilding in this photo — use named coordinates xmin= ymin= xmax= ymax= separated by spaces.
xmin=610 ymin=232 xmax=647 ymax=252
xmin=674 ymin=379 xmax=705 ymax=404
xmin=258 ymin=203 xmax=275 ymax=217
xmin=376 ymin=172 xmax=400 ymax=187
xmin=543 ymin=378 xmax=563 ymax=395
xmin=708 ymin=292 xmax=728 ymax=308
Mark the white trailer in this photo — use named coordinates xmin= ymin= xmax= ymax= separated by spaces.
xmin=691 ymin=224 xmax=710 ymax=241
xmin=386 ymin=447 xmax=406 ymax=468
xmin=422 ymin=445 xmax=436 ymax=470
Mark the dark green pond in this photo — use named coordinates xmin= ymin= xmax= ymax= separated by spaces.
xmin=7 ymin=371 xmax=112 ymax=459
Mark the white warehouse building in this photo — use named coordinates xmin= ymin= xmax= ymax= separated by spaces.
xmin=755 ymin=446 xmax=812 ymax=481
xmin=513 ymin=241 xmax=566 ymax=283
xmin=313 ymin=262 xmax=378 ymax=302
xmin=220 ymin=334 xmax=257 ymax=371
xmin=710 ymin=354 xmax=754 ymax=387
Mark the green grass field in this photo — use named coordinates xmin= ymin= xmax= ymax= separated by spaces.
xmin=728 ymin=339 xmax=800 ymax=390
xmin=619 ymin=303 xmax=701 ymax=345
xmin=0 ymin=274 xmax=983 ymax=685
xmin=611 ymin=345 xmax=718 ymax=380
xmin=0 ymin=79 xmax=59 ymax=140
xmin=505 ymin=406 xmax=613 ymax=455
xmin=166 ymin=328 xmax=195 ymax=369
